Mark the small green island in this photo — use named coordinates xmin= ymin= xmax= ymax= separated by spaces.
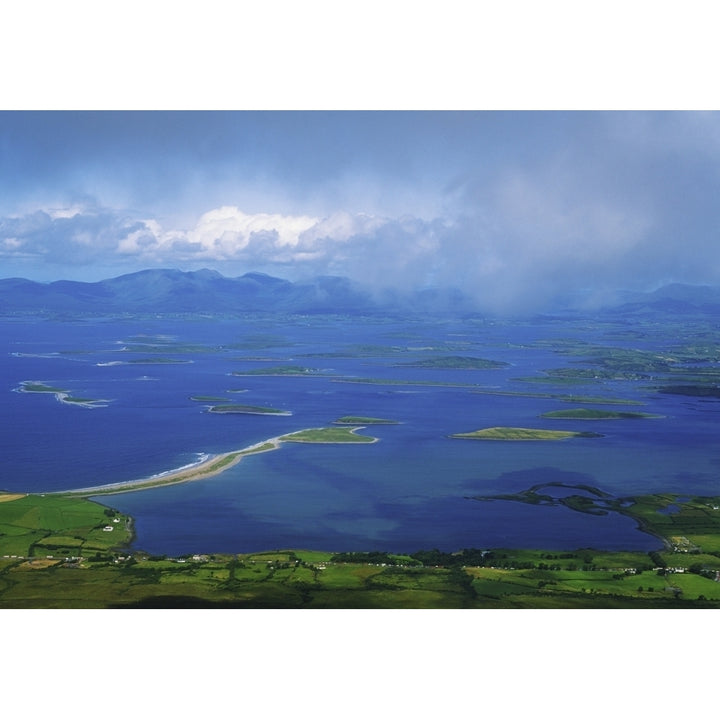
xmin=333 ymin=416 xmax=398 ymax=425
xmin=127 ymin=358 xmax=193 ymax=364
xmin=208 ymin=404 xmax=291 ymax=415
xmin=540 ymin=408 xmax=664 ymax=420
xmin=17 ymin=381 xmax=67 ymax=394
xmin=281 ymin=427 xmax=377 ymax=443
xmin=232 ymin=365 xmax=327 ymax=377
xmin=15 ymin=381 xmax=110 ymax=408
xmin=395 ymin=355 xmax=509 ymax=369
xmin=451 ymin=427 xmax=603 ymax=441
xmin=472 ymin=390 xmax=644 ymax=405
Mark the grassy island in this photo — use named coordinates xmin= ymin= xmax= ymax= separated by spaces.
xmin=395 ymin=355 xmax=508 ymax=369
xmin=333 ymin=377 xmax=478 ymax=388
xmin=540 ymin=408 xmax=663 ymax=420
xmin=232 ymin=365 xmax=326 ymax=376
xmin=208 ymin=404 xmax=291 ymax=415
xmin=451 ymin=427 xmax=603 ymax=441
xmin=16 ymin=381 xmax=110 ymax=408
xmin=472 ymin=390 xmax=644 ymax=405
xmin=281 ymin=427 xmax=377 ymax=443
xmin=17 ymin=381 xmax=67 ymax=394
xmin=658 ymin=385 xmax=720 ymax=398
xmin=127 ymin=358 xmax=193 ymax=364
xmin=333 ymin=416 xmax=398 ymax=425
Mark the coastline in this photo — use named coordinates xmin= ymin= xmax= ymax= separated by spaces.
xmin=56 ymin=436 xmax=284 ymax=497
xmin=53 ymin=426 xmax=377 ymax=497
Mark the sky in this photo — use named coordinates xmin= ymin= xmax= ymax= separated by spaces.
xmin=2 ymin=110 xmax=720 ymax=313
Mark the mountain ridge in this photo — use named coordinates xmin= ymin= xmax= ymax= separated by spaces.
xmin=0 ymin=268 xmax=473 ymax=315
xmin=2 ymin=268 xmax=720 ymax=316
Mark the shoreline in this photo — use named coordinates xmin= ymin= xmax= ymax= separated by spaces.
xmin=56 ymin=436 xmax=284 ymax=497
xmin=52 ymin=426 xmax=377 ymax=497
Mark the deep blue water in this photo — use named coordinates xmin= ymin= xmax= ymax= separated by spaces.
xmin=2 ymin=313 xmax=719 ymax=555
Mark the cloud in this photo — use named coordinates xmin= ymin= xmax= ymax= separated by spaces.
xmin=0 ymin=209 xmax=146 ymax=265
xmin=0 ymin=189 xmax=704 ymax=314
xmin=5 ymin=111 xmax=720 ymax=312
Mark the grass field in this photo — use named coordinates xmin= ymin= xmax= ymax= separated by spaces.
xmin=0 ymin=492 xmax=132 ymax=558
xmin=3 ymin=489 xmax=720 ymax=608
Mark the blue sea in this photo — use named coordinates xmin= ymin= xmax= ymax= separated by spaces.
xmin=3 ymin=312 xmax=719 ymax=555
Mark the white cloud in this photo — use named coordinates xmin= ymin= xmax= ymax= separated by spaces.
xmin=48 ymin=206 xmax=83 ymax=220
xmin=186 ymin=207 xmax=318 ymax=256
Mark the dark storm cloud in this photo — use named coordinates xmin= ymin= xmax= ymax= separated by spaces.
xmin=3 ymin=111 xmax=720 ymax=311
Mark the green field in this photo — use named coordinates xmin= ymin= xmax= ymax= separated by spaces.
xmin=3 ymin=489 xmax=720 ymax=607
xmin=0 ymin=493 xmax=132 ymax=558
xmin=451 ymin=427 xmax=603 ymax=441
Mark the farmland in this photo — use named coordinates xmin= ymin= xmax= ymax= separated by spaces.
xmin=2 ymin=490 xmax=720 ymax=608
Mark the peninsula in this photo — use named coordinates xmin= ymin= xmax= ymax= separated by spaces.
xmin=56 ymin=426 xmax=379 ymax=496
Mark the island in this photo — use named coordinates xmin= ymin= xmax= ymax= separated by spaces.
xmin=333 ymin=416 xmax=398 ymax=425
xmin=540 ymin=408 xmax=663 ymax=420
xmin=281 ymin=427 xmax=378 ymax=443
xmin=208 ymin=404 xmax=291 ymax=415
xmin=126 ymin=358 xmax=193 ymax=364
xmin=658 ymin=385 xmax=720 ymax=398
xmin=15 ymin=381 xmax=111 ymax=408
xmin=394 ymin=355 xmax=509 ymax=369
xmin=231 ymin=365 xmax=327 ymax=376
xmin=450 ymin=427 xmax=603 ymax=441
xmin=472 ymin=390 xmax=644 ymax=405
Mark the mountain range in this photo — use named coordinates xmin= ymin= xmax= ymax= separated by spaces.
xmin=2 ymin=268 xmax=720 ymax=316
xmin=0 ymin=268 xmax=476 ymax=315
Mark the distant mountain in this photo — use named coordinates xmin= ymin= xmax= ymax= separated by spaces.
xmin=608 ymin=283 xmax=720 ymax=315
xmin=5 ymin=269 xmax=716 ymax=317
xmin=0 ymin=268 xmax=476 ymax=316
